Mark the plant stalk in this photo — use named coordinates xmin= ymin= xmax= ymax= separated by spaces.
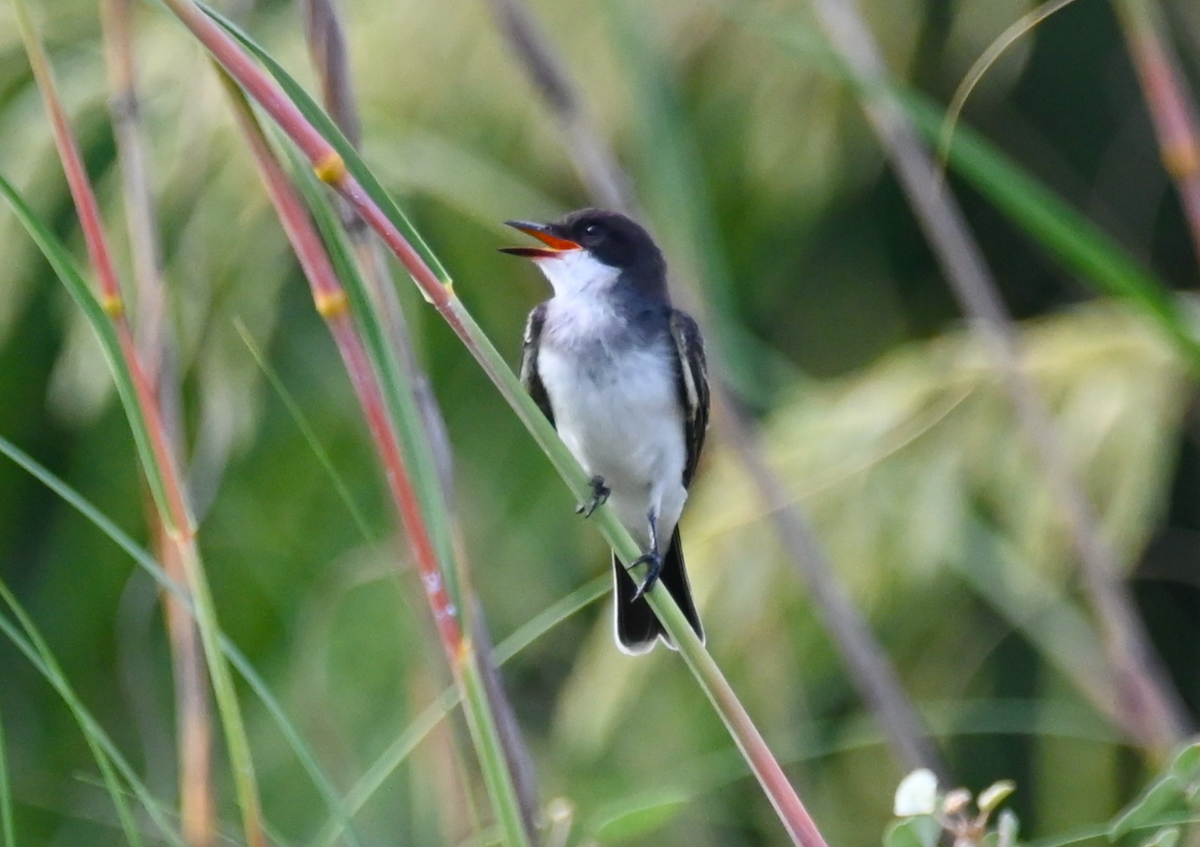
xmin=810 ymin=0 xmax=1189 ymax=756
xmin=1114 ymin=0 xmax=1200 ymax=269
xmin=487 ymin=0 xmax=941 ymax=775
xmin=13 ymin=4 xmax=269 ymax=843
xmin=98 ymin=2 xmax=215 ymax=842
xmin=157 ymin=2 xmax=835 ymax=840
xmin=221 ymin=79 xmax=534 ymax=846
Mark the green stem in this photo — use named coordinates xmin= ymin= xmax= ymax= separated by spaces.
xmin=0 ymin=581 xmax=174 ymax=847
xmin=154 ymin=4 xmax=830 ymax=841
xmin=0 ymin=705 xmax=12 ymax=847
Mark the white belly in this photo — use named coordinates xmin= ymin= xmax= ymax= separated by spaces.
xmin=539 ymin=341 xmax=688 ymax=548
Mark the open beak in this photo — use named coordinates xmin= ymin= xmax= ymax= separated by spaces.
xmin=498 ymin=220 xmax=581 ymax=258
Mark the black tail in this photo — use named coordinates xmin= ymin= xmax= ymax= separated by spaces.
xmin=613 ymin=528 xmax=704 ymax=654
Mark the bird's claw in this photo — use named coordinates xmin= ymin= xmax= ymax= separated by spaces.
xmin=575 ymin=475 xmax=610 ymax=518
xmin=628 ymin=551 xmax=663 ymax=602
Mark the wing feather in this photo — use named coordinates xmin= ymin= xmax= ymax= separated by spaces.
xmin=520 ymin=303 xmax=555 ymax=427
xmin=668 ymin=310 xmax=709 ymax=488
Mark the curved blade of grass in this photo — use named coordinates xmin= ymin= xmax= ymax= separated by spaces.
xmin=897 ymin=92 xmax=1200 ymax=371
xmin=151 ymin=4 xmax=832 ymax=840
xmin=27 ymin=8 xmax=217 ymax=839
xmin=312 ymin=575 xmax=607 ymax=847
xmin=735 ymin=6 xmax=1200 ymax=373
xmin=9 ymin=12 xmax=272 ymax=824
xmin=493 ymin=575 xmax=608 ymax=664
xmin=262 ymin=124 xmax=538 ymax=843
xmin=288 ymin=141 xmax=533 ymax=847
xmin=935 ymin=0 xmax=1081 ymax=175
xmin=234 ymin=320 xmax=377 ymax=544
xmin=0 ymin=589 xmax=176 ymax=847
xmin=0 ymin=705 xmax=14 ymax=847
xmin=219 ymin=84 xmax=533 ymax=843
xmin=0 ymin=166 xmax=251 ymax=846
xmin=0 ymin=624 xmax=143 ymax=847
xmin=282 ymin=140 xmax=459 ymax=598
xmin=201 ymin=3 xmax=448 ymax=287
xmin=10 ymin=0 xmax=179 ymax=529
xmin=309 ymin=687 xmax=456 ymax=847
xmin=0 ymin=434 xmax=364 ymax=847
xmin=0 ymin=172 xmax=170 ymax=518
xmin=305 ymin=170 xmax=537 ymax=847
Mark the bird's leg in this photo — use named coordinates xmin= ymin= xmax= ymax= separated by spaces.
xmin=575 ymin=475 xmax=610 ymax=518
xmin=629 ymin=510 xmax=663 ymax=601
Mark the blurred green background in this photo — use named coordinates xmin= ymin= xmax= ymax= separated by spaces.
xmin=1 ymin=0 xmax=1199 ymax=845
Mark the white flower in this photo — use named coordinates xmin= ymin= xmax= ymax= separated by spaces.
xmin=894 ymin=768 xmax=939 ymax=817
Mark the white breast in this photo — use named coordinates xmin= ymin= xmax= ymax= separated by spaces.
xmin=538 ymin=298 xmax=688 ymax=547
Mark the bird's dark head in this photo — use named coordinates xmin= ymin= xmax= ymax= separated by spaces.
xmin=500 ymin=208 xmax=667 ymax=300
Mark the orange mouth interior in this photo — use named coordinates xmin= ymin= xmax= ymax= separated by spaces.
xmin=499 ymin=221 xmax=582 ymax=258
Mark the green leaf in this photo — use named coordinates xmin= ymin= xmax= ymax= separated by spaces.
xmin=884 ymin=815 xmax=941 ymax=847
xmin=592 ymin=791 xmax=690 ymax=843
xmin=1140 ymin=827 xmax=1180 ymax=847
xmin=979 ymin=780 xmax=1016 ymax=815
xmin=1168 ymin=741 xmax=1200 ymax=783
xmin=1110 ymin=773 xmax=1184 ymax=839
xmin=1111 ymin=742 xmax=1200 ymax=840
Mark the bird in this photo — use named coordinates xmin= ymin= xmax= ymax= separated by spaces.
xmin=499 ymin=208 xmax=709 ymax=654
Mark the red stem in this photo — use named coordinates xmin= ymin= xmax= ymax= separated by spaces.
xmin=1122 ymin=13 xmax=1200 ymax=266
xmin=22 ymin=3 xmax=191 ymax=536
xmin=18 ymin=9 xmax=261 ymax=845
xmin=40 ymin=83 xmax=122 ymax=304
xmin=227 ymin=83 xmax=464 ymax=656
xmin=168 ymin=5 xmax=830 ymax=842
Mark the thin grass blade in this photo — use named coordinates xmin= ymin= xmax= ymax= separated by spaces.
xmin=284 ymin=143 xmax=459 ymax=592
xmin=0 ymin=705 xmax=14 ymax=847
xmin=739 ymin=8 xmax=1200 ymax=372
xmin=0 ymin=588 xmax=177 ymax=847
xmin=898 ymin=94 xmax=1200 ymax=371
xmin=202 ymin=3 xmax=448 ymax=286
xmin=149 ymin=4 xmax=835 ymax=838
xmin=0 ymin=172 xmax=170 ymax=517
xmin=0 ymin=435 xmax=364 ymax=847
xmin=220 ymin=84 xmax=537 ymax=844
xmin=235 ymin=320 xmax=377 ymax=543
xmin=287 ymin=137 xmax=539 ymax=847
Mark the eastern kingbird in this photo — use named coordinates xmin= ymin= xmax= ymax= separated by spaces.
xmin=500 ymin=208 xmax=709 ymax=654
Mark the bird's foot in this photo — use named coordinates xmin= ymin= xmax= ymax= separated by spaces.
xmin=628 ymin=551 xmax=663 ymax=602
xmin=575 ymin=475 xmax=610 ymax=518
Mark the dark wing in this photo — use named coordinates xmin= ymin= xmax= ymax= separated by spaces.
xmin=668 ymin=310 xmax=709 ymax=488
xmin=520 ymin=303 xmax=555 ymax=427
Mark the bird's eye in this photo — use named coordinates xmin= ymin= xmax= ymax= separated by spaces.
xmin=582 ymin=223 xmax=603 ymax=241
